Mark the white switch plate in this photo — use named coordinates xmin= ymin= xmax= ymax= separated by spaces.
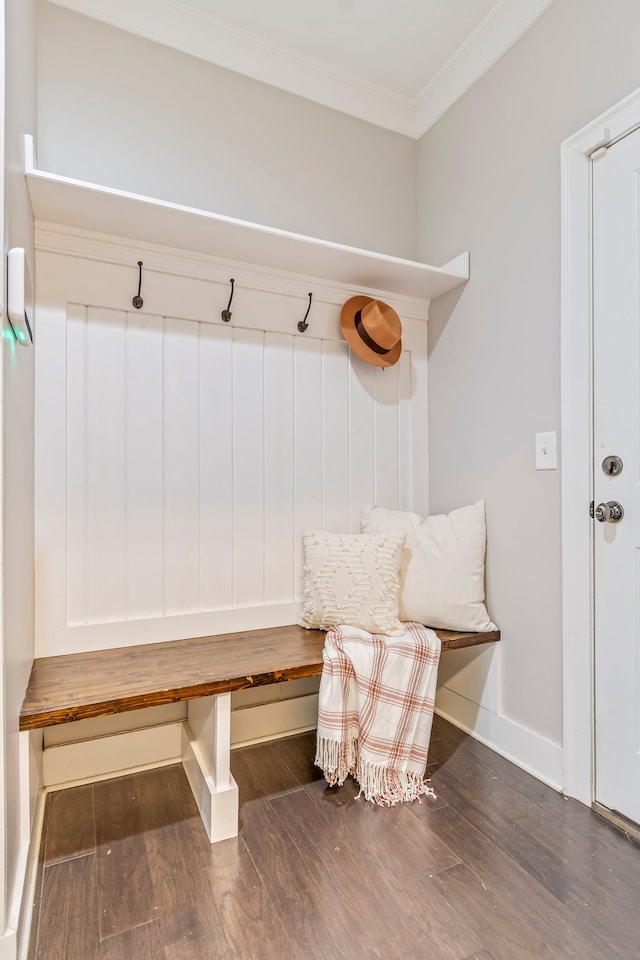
xmin=535 ymin=431 xmax=557 ymax=470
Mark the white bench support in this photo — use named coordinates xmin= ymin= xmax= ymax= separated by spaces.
xmin=182 ymin=693 xmax=239 ymax=843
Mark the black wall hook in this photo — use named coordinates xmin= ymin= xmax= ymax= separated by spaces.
xmin=221 ymin=278 xmax=235 ymax=322
xmin=132 ymin=261 xmax=144 ymax=309
xmin=297 ymin=292 xmax=313 ymax=333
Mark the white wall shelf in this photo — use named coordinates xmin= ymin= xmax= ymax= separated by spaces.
xmin=24 ymin=136 xmax=468 ymax=301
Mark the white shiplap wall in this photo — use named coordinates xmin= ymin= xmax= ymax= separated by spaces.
xmin=34 ymin=225 xmax=429 ymax=656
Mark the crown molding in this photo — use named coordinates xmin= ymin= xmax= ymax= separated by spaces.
xmin=47 ymin=0 xmax=553 ymax=138
xmin=414 ymin=0 xmax=555 ymax=136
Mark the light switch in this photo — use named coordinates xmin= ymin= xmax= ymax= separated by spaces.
xmin=535 ymin=431 xmax=557 ymax=470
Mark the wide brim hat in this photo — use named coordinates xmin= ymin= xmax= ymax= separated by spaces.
xmin=340 ymin=295 xmax=402 ymax=368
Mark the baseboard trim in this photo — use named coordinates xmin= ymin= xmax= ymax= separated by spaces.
xmin=14 ymin=789 xmax=47 ymax=960
xmin=231 ymin=693 xmax=318 ymax=748
xmin=0 ymin=928 xmax=16 ymax=960
xmin=436 ymin=686 xmax=563 ymax=792
xmin=38 ymin=687 xmax=560 ymax=798
xmin=39 ymin=692 xmax=318 ymax=789
xmin=42 ymin=721 xmax=183 ymax=788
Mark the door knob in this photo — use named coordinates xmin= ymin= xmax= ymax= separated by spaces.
xmin=594 ymin=501 xmax=624 ymax=523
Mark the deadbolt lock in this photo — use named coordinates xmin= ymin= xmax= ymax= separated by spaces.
xmin=602 ymin=455 xmax=623 ymax=476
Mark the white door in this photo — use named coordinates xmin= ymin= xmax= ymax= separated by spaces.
xmin=593 ymin=125 xmax=640 ymax=825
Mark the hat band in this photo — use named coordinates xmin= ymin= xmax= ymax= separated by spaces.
xmin=354 ymin=309 xmax=391 ymax=356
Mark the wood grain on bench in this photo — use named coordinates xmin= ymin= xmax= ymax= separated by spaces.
xmin=19 ymin=624 xmax=500 ymax=731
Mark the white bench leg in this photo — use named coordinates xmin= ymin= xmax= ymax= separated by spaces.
xmin=182 ymin=693 xmax=239 ymax=843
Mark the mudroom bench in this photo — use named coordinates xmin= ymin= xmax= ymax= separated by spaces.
xmin=20 ymin=623 xmax=500 ymax=842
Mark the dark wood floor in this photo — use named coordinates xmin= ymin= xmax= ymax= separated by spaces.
xmin=28 ymin=716 xmax=640 ymax=960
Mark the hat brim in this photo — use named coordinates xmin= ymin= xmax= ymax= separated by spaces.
xmin=340 ymin=295 xmax=402 ymax=368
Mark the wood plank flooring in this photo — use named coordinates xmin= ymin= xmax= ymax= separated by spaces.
xmin=28 ymin=716 xmax=640 ymax=960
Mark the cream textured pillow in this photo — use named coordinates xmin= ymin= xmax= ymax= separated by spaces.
xmin=361 ymin=501 xmax=495 ymax=633
xmin=300 ymin=530 xmax=406 ymax=636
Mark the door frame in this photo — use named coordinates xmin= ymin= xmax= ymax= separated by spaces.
xmin=561 ymin=87 xmax=640 ymax=804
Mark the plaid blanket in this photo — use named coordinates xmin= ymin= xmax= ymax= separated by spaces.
xmin=315 ymin=621 xmax=441 ymax=806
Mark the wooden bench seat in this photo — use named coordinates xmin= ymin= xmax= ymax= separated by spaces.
xmin=20 ymin=622 xmax=499 ymax=844
xmin=20 ymin=624 xmax=500 ymax=731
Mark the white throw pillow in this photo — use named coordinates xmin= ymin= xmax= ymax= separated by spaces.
xmin=361 ymin=501 xmax=496 ymax=633
xmin=300 ymin=530 xmax=406 ymax=636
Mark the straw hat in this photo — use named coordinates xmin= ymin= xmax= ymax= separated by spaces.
xmin=340 ymin=296 xmax=402 ymax=368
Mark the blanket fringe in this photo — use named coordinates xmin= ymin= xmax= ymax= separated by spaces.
xmin=315 ymin=735 xmax=436 ymax=807
xmin=314 ymin=735 xmax=358 ymax=788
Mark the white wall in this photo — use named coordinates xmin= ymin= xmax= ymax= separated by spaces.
xmin=418 ymin=0 xmax=640 ymax=784
xmin=2 ymin=0 xmax=36 ymax=953
xmin=36 ymin=2 xmax=417 ymax=260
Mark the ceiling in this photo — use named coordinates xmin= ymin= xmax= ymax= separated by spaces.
xmin=48 ymin=0 xmax=554 ymax=137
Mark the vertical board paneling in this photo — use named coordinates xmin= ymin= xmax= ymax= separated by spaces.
xmin=397 ymin=350 xmax=413 ymax=511
xmin=66 ymin=305 xmax=87 ymax=624
xmin=294 ymin=339 xmax=323 ymax=599
xmin=85 ymin=307 xmax=126 ymax=622
xmin=125 ymin=313 xmax=164 ymax=619
xmin=264 ymin=333 xmax=295 ymax=604
xmin=374 ymin=362 xmax=400 ymax=508
xmin=199 ymin=325 xmax=233 ymax=611
xmin=164 ymin=317 xmax=200 ymax=615
xmin=348 ymin=355 xmax=375 ymax=531
xmin=232 ymin=329 xmax=265 ymax=607
xmin=37 ymin=252 xmax=430 ymax=648
xmin=411 ymin=352 xmax=429 ymax=518
xmin=322 ymin=341 xmax=350 ymax=534
xmin=35 ymin=290 xmax=69 ymax=644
